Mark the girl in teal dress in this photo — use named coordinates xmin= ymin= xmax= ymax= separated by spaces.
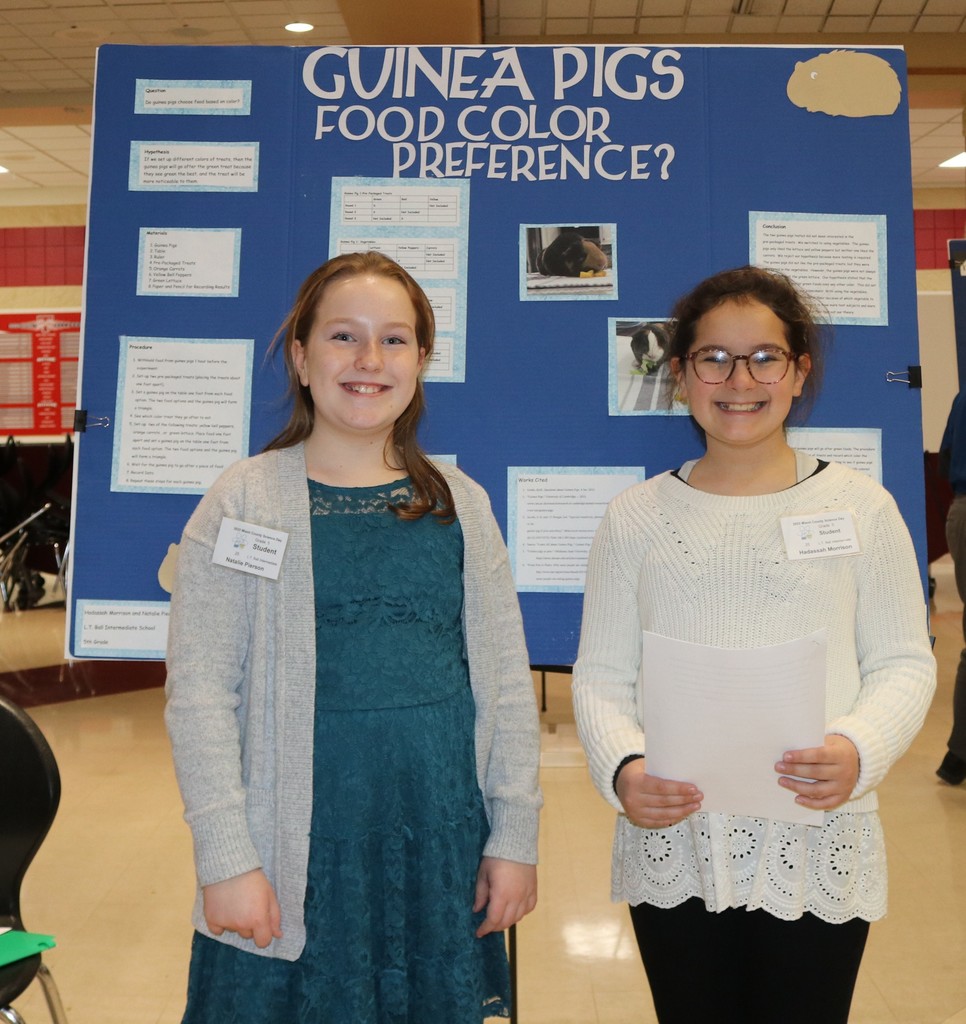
xmin=165 ymin=253 xmax=542 ymax=1023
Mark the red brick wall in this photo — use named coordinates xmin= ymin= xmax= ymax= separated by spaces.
xmin=0 ymin=225 xmax=85 ymax=287
xmin=914 ymin=208 xmax=966 ymax=271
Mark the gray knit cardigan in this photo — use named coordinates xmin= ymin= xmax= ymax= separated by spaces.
xmin=165 ymin=443 xmax=542 ymax=961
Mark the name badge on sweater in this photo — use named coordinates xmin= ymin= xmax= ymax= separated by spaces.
xmin=212 ymin=517 xmax=288 ymax=579
xmin=780 ymin=511 xmax=860 ymax=560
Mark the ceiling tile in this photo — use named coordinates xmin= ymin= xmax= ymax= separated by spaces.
xmin=922 ymin=0 xmax=966 ymax=12
xmin=0 ymin=30 xmax=40 ymax=46
xmin=8 ymin=9 xmax=64 ymax=23
xmin=909 ymin=111 xmax=960 ymax=129
xmin=685 ymin=13 xmax=731 ymax=28
xmin=237 ymin=12 xmax=285 ymax=24
xmin=876 ymin=0 xmax=925 ymax=11
xmin=732 ymin=13 xmax=781 ymax=29
xmin=229 ymin=0 xmax=290 ymax=13
xmin=173 ymin=15 xmax=239 ymax=27
xmin=868 ymin=14 xmax=917 ymax=28
xmin=547 ymin=0 xmax=592 ymax=15
xmin=822 ymin=13 xmax=872 ymax=28
xmin=776 ymin=14 xmax=825 ymax=28
xmin=783 ymin=0 xmax=832 ymax=14
xmin=591 ymin=15 xmax=637 ymax=29
xmin=6 ymin=126 xmax=91 ymax=140
xmin=9 ymin=58 xmax=71 ymax=71
xmin=915 ymin=13 xmax=964 ymax=27
xmin=16 ymin=169 xmax=86 ymax=183
xmin=830 ymin=0 xmax=877 ymax=12
xmin=636 ymin=14 xmax=687 ymax=29
xmin=545 ymin=16 xmax=591 ymax=30
xmin=594 ymin=0 xmax=640 ymax=14
xmin=0 ymin=176 xmax=41 ymax=188
xmin=168 ymin=1 xmax=233 ymax=12
xmin=640 ymin=0 xmax=687 ymax=13
xmin=500 ymin=0 xmax=542 ymax=14
xmin=689 ymin=0 xmax=732 ymax=13
xmin=111 ymin=4 xmax=176 ymax=17
xmin=497 ymin=15 xmax=542 ymax=32
xmin=0 ymin=137 xmax=41 ymax=153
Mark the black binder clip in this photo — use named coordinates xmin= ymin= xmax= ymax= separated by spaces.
xmin=884 ymin=366 xmax=922 ymax=389
xmin=73 ymin=410 xmax=110 ymax=432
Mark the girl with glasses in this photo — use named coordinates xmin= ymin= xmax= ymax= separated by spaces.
xmin=573 ymin=265 xmax=935 ymax=1023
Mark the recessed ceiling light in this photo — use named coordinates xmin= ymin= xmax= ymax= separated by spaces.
xmin=285 ymin=22 xmax=314 ymax=32
xmin=0 ymin=166 xmax=9 ymax=175
xmin=940 ymin=152 xmax=966 ymax=168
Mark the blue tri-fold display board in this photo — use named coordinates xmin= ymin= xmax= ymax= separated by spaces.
xmin=68 ymin=42 xmax=926 ymax=662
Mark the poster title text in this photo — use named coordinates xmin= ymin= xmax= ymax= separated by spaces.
xmin=302 ymin=46 xmax=684 ymax=181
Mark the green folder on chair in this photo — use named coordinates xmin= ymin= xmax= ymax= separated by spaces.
xmin=0 ymin=929 xmax=56 ymax=968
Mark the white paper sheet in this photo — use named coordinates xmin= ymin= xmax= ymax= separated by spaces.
xmin=640 ymin=630 xmax=827 ymax=826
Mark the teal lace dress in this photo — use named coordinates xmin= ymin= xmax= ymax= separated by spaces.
xmin=181 ymin=478 xmax=511 ymax=1023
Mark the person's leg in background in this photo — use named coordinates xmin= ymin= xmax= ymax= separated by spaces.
xmin=939 ymin=494 xmax=966 ymax=784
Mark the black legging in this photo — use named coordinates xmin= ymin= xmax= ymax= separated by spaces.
xmin=629 ymin=897 xmax=870 ymax=1024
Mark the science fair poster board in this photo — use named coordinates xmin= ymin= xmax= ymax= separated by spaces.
xmin=68 ymin=43 xmax=924 ymax=662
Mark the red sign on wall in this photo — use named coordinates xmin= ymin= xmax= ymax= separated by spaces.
xmin=0 ymin=311 xmax=81 ymax=437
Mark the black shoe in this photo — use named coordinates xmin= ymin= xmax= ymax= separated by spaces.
xmin=937 ymin=752 xmax=966 ymax=785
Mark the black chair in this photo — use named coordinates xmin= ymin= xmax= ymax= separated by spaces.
xmin=0 ymin=697 xmax=67 ymax=1024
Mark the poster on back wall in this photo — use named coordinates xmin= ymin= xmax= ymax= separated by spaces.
xmin=68 ymin=43 xmax=925 ymax=661
xmin=0 ymin=311 xmax=80 ymax=438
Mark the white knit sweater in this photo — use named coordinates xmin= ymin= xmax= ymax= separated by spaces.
xmin=572 ymin=460 xmax=936 ymax=921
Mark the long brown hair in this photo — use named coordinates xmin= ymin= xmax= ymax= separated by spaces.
xmin=264 ymin=251 xmax=455 ymax=521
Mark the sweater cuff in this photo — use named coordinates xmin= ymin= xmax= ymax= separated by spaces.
xmin=612 ymin=753 xmax=645 ymax=795
xmin=827 ymin=715 xmax=886 ymax=799
xmin=189 ymin=805 xmax=263 ymax=887
xmin=481 ymin=799 xmax=540 ymax=866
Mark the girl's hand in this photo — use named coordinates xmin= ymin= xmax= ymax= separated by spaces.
xmin=775 ymin=734 xmax=859 ymax=811
xmin=473 ymin=857 xmax=537 ymax=938
xmin=202 ymin=868 xmax=283 ymax=949
xmin=615 ymin=757 xmax=703 ymax=829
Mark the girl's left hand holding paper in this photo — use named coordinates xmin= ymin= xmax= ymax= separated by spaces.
xmin=775 ymin=734 xmax=859 ymax=811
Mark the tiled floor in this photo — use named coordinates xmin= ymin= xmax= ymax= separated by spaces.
xmin=2 ymin=560 xmax=966 ymax=1023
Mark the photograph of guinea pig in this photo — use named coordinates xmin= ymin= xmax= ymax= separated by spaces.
xmin=523 ymin=224 xmax=616 ymax=300
xmin=629 ymin=321 xmax=671 ymax=375
xmin=537 ymin=230 xmax=610 ymax=277
xmin=610 ymin=316 xmax=687 ymax=416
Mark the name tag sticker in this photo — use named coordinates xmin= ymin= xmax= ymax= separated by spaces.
xmin=780 ymin=510 xmax=861 ymax=561
xmin=212 ymin=517 xmax=289 ymax=579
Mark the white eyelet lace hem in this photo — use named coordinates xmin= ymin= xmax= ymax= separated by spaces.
xmin=612 ymin=810 xmax=886 ymax=923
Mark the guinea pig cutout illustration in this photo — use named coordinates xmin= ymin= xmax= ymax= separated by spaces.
xmin=787 ymin=51 xmax=901 ymax=118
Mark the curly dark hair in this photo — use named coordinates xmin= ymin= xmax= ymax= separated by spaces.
xmin=665 ymin=265 xmax=828 ymax=420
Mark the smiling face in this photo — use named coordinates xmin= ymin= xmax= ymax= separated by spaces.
xmin=291 ymin=272 xmax=426 ymax=450
xmin=672 ymin=297 xmax=810 ymax=457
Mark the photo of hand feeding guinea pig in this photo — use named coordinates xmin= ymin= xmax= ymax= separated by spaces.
xmin=608 ymin=316 xmax=690 ymax=417
xmin=521 ymin=224 xmax=617 ymax=300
